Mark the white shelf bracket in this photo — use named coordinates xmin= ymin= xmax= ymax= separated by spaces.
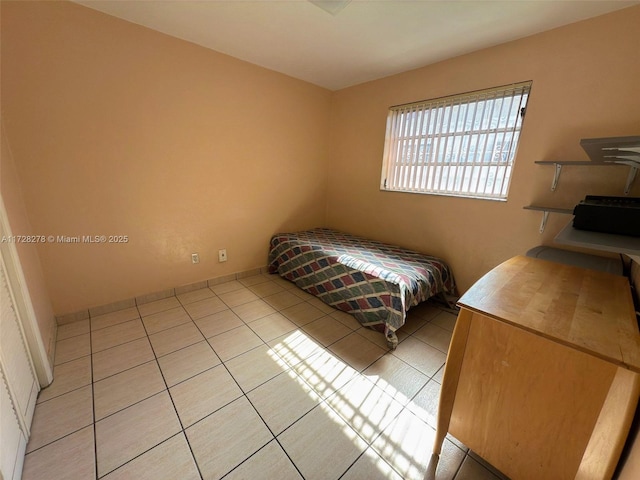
xmin=624 ymin=166 xmax=638 ymax=195
xmin=539 ymin=211 xmax=550 ymax=233
xmin=551 ymin=163 xmax=562 ymax=191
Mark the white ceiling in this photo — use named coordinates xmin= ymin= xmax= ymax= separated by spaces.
xmin=74 ymin=0 xmax=639 ymax=91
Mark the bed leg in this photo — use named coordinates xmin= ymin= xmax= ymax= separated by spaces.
xmin=435 ymin=292 xmax=459 ymax=312
xmin=386 ymin=330 xmax=398 ymax=350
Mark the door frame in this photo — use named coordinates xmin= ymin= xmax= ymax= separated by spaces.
xmin=0 ymin=196 xmax=53 ymax=386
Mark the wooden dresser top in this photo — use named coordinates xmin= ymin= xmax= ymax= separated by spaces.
xmin=458 ymin=255 xmax=640 ymax=372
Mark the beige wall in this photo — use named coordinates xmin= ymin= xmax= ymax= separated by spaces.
xmin=2 ymin=3 xmax=638 ymax=313
xmin=327 ymin=5 xmax=640 ymax=293
xmin=1 ymin=1 xmax=331 ymax=314
xmin=1 ymin=118 xmax=56 ymax=365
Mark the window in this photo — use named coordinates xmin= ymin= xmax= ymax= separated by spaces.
xmin=380 ymin=81 xmax=531 ymax=200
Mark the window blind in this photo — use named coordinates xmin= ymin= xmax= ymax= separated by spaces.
xmin=381 ymin=81 xmax=531 ymax=200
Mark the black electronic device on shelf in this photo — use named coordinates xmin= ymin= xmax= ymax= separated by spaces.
xmin=573 ymin=195 xmax=640 ymax=237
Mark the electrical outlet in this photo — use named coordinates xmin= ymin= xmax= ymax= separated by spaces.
xmin=218 ymin=249 xmax=227 ymax=262
xmin=191 ymin=253 xmax=200 ymax=264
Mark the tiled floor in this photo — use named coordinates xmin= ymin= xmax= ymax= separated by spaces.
xmin=22 ymin=273 xmax=509 ymax=480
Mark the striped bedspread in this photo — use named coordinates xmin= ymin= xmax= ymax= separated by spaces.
xmin=267 ymin=228 xmax=456 ymax=347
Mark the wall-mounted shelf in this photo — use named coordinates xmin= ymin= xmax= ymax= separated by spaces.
xmin=534 ymin=161 xmax=637 ymax=194
xmin=554 ymin=221 xmax=640 ymax=256
xmin=523 ymin=205 xmax=573 ymax=233
xmin=527 ymin=137 xmax=640 ymax=238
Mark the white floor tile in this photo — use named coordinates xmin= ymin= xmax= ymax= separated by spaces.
xmin=101 ymin=433 xmax=200 ymax=480
xmin=22 ymin=426 xmax=95 ymax=480
xmin=224 ymin=440 xmax=302 ymax=480
xmin=225 ymin=344 xmax=289 ymax=392
xmin=186 ymin=396 xmax=273 ymax=479
xmin=157 ymin=340 xmax=221 ymax=387
xmin=278 ymin=403 xmax=368 ymax=480
xmin=247 ymin=370 xmax=322 ymax=435
xmin=95 ymin=392 xmax=181 ymax=477
xmin=341 ymin=447 xmax=404 ymax=480
xmin=170 ymin=365 xmax=243 ymax=427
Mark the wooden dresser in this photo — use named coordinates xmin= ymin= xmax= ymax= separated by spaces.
xmin=433 ymin=255 xmax=640 ymax=480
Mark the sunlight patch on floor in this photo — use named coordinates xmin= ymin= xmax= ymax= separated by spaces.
xmin=268 ymin=328 xmax=442 ymax=479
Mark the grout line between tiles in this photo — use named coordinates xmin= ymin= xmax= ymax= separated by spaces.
xmin=98 ymin=432 xmax=194 ymax=480
xmin=336 ymin=440 xmax=406 ymax=480
xmin=162 ymin=361 xmax=222 ymax=390
xmin=238 ymin=369 xmax=313 ymax=479
xmin=36 ymin=379 xmax=91 ymax=406
xmin=89 ymin=315 xmax=98 ymax=480
xmin=452 ymin=453 xmax=470 ymax=479
xmin=54 ymin=327 xmax=90 ymax=342
xmin=175 ymin=287 xmax=217 ymax=307
xmin=22 ymin=422 xmax=94 ymax=457
xmin=92 ymin=358 xmax=158 ymax=393
xmin=218 ymin=439 xmax=298 ymax=480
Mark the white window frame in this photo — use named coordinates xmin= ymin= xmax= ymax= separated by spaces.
xmin=380 ymin=81 xmax=532 ymax=201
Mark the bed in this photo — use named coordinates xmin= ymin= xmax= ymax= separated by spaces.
xmin=267 ymin=228 xmax=456 ymax=349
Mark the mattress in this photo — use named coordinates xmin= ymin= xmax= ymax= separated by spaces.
xmin=267 ymin=228 xmax=456 ymax=348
